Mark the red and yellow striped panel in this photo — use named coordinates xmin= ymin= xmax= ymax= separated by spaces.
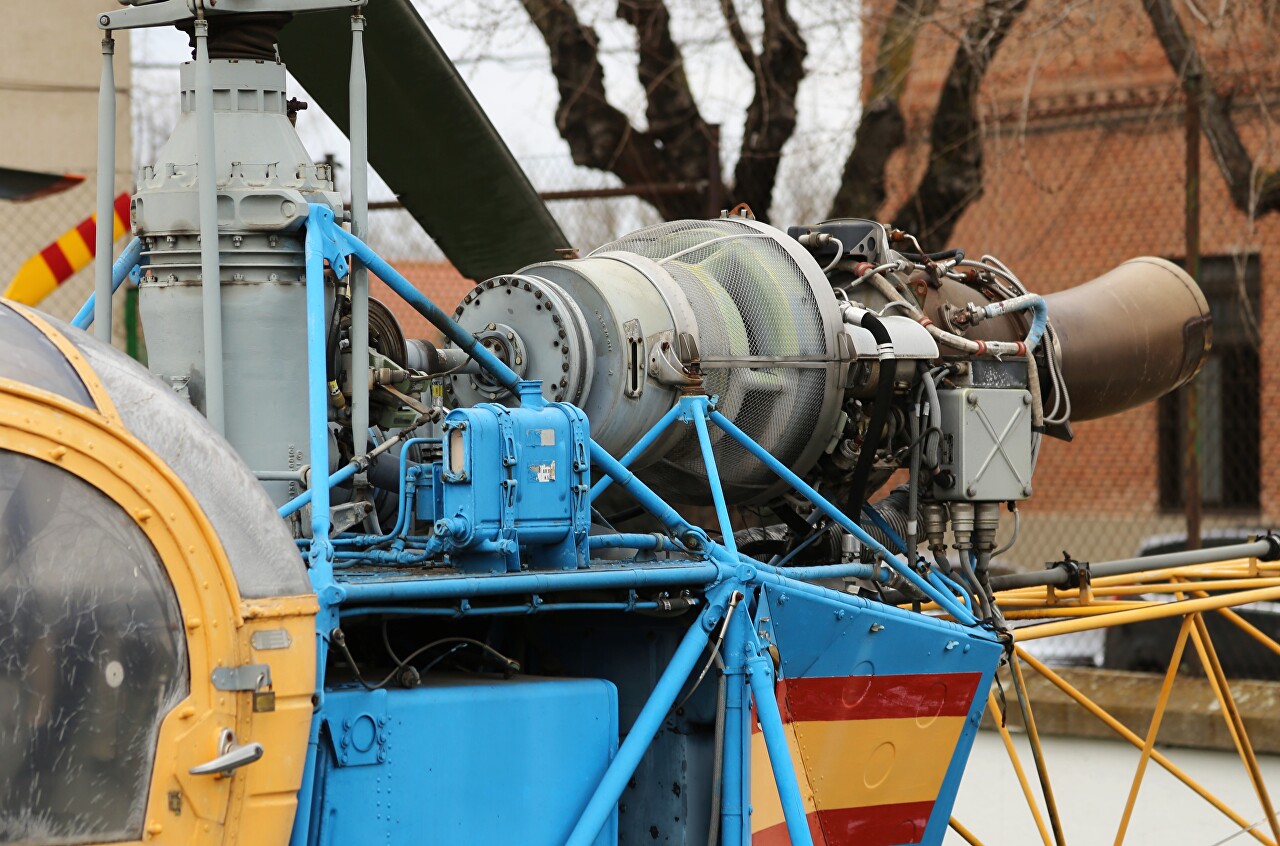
xmin=3 ymin=192 xmax=131 ymax=306
xmin=752 ymin=672 xmax=982 ymax=846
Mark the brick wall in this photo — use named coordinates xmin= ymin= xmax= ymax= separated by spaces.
xmin=870 ymin=0 xmax=1280 ymax=565
xmin=369 ymin=261 xmax=474 ymax=345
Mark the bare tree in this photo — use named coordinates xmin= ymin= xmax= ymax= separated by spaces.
xmin=889 ymin=0 xmax=1029 ymax=247
xmin=831 ymin=0 xmax=940 ymax=221
xmin=519 ymin=0 xmax=805 ymax=222
xmin=1143 ymin=0 xmax=1280 ymax=217
xmin=520 ymin=0 xmax=1028 ymax=241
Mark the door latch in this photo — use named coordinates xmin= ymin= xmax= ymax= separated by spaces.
xmin=189 ymin=728 xmax=263 ymax=777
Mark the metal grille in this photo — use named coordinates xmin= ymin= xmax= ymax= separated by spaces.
xmin=595 ymin=219 xmax=839 ymax=503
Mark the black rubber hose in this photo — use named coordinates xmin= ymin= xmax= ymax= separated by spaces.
xmin=897 ymin=248 xmax=966 ymax=262
xmin=845 ymin=312 xmax=897 ymax=521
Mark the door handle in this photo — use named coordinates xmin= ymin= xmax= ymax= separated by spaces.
xmin=189 ymin=728 xmax=264 ymax=776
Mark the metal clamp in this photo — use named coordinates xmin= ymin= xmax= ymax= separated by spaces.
xmin=1045 ymin=551 xmax=1090 ymax=590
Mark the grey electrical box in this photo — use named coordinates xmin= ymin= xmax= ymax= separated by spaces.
xmin=934 ymin=387 xmax=1034 ymax=501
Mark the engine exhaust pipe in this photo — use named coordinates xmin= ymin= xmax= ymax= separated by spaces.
xmin=1044 ymin=257 xmax=1211 ymax=421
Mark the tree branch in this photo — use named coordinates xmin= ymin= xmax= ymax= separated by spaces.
xmin=726 ymin=0 xmax=807 ymax=220
xmin=616 ymin=0 xmax=713 ymax=217
xmin=520 ymin=0 xmax=700 ymax=218
xmin=831 ymin=0 xmax=940 ymax=219
xmin=892 ymin=0 xmax=1028 ymax=248
xmin=1143 ymin=0 xmax=1280 ymax=216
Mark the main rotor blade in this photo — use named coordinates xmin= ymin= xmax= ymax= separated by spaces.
xmin=279 ymin=1 xmax=569 ymax=281
xmin=0 ymin=167 xmax=85 ymax=202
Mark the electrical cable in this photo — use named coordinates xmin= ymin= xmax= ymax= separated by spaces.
xmin=332 ymin=629 xmax=519 ymax=690
xmin=821 ymin=237 xmax=846 ymax=273
xmin=705 ymin=654 xmax=727 ymax=846
xmin=843 ymin=310 xmax=896 ymax=521
xmin=675 ymin=592 xmax=742 ymax=713
xmin=992 ymin=505 xmax=1021 ymax=557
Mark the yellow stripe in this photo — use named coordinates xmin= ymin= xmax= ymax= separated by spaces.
xmin=3 ymin=256 xmax=59 ymax=304
xmin=751 ymin=715 xmax=966 ymax=833
xmin=751 ymin=723 xmax=819 ymax=833
xmin=57 ymin=225 xmax=94 ymax=273
xmin=793 ymin=715 xmax=966 ymax=811
xmin=113 ymin=209 xmax=127 ymax=239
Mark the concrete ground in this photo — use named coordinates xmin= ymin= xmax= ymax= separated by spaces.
xmin=947 ymin=732 xmax=1280 ymax=845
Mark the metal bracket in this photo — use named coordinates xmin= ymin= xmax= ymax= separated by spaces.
xmin=324 ymin=690 xmax=390 ymax=768
xmin=211 ymin=663 xmax=272 ymax=692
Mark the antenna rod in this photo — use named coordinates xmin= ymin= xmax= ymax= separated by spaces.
xmin=194 ymin=16 xmax=225 ymax=433
xmin=349 ymin=12 xmax=370 ymax=462
xmin=93 ymin=32 xmax=116 ymax=343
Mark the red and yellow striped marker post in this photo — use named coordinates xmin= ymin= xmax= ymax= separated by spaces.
xmin=752 ymin=672 xmax=984 ymax=846
xmin=3 ymin=192 xmax=131 ymax=306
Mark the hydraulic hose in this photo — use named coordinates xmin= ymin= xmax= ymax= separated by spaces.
xmin=841 ymin=306 xmax=896 ymax=521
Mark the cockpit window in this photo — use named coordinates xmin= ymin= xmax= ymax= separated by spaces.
xmin=0 ymin=451 xmax=188 ymax=843
xmin=0 ymin=303 xmax=95 ymax=409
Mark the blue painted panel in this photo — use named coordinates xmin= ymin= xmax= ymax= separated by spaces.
xmin=758 ymin=582 xmax=1000 ymax=680
xmin=317 ymin=675 xmax=618 ymax=845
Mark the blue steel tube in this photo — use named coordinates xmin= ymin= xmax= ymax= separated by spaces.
xmin=708 ymin=410 xmax=977 ymax=625
xmin=691 ymin=399 xmax=738 ymax=558
xmin=720 ymin=599 xmax=749 ymax=846
xmin=340 ymin=562 xmax=721 ymax=604
xmin=291 ymin=209 xmax=339 ymax=846
xmin=587 ymin=533 xmax=683 ymax=552
xmin=565 ymin=610 xmax=713 ymax=846
xmin=278 ymin=463 xmax=358 ymax=518
xmin=589 ymin=401 xmax=684 ymax=501
xmin=331 ymin=228 xmax=521 ymax=391
xmin=747 ymin=652 xmax=814 ymax=846
xmin=590 ymin=442 xmax=703 ymax=544
xmin=73 ymin=237 xmax=142 ymax=329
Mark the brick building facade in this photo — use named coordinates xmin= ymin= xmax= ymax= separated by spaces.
xmin=876 ymin=0 xmax=1280 ymax=565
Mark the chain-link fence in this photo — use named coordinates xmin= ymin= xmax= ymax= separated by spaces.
xmin=0 ymin=176 xmax=134 ymax=345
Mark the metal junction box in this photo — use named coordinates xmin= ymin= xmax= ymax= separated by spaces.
xmin=934 ymin=387 xmax=1034 ymax=501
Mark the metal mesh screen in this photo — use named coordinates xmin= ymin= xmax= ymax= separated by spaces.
xmin=595 ymin=219 xmax=839 ymax=503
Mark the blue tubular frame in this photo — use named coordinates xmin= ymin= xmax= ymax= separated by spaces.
xmin=291 ymin=207 xmax=995 ymax=846
xmin=71 ymin=236 xmax=144 ymax=330
xmin=588 ymin=401 xmax=684 ymax=501
xmin=708 ymin=410 xmax=978 ymax=625
xmin=689 ymin=399 xmax=738 ymax=557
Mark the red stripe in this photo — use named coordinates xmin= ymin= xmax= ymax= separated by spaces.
xmin=753 ymin=811 xmax=827 ymax=846
xmin=754 ymin=802 xmax=935 ymax=846
xmin=818 ymin=801 xmax=934 ymax=845
xmin=40 ymin=242 xmax=73 ymax=282
xmin=785 ymin=672 xmax=981 ymax=723
xmin=113 ymin=191 xmax=131 ymax=222
xmin=75 ymin=216 xmax=98 ymax=255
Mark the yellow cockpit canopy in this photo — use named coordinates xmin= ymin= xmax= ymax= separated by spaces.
xmin=0 ymin=300 xmax=309 ymax=598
